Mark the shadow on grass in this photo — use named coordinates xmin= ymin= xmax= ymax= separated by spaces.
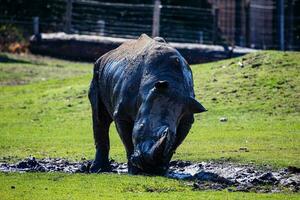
xmin=0 ymin=54 xmax=32 ymax=64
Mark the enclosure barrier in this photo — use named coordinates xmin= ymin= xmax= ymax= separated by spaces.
xmin=1 ymin=0 xmax=300 ymax=50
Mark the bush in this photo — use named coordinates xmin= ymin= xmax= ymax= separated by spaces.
xmin=0 ymin=24 xmax=28 ymax=53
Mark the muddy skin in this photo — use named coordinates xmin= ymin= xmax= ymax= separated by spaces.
xmin=89 ymin=34 xmax=206 ymax=174
xmin=1 ymin=157 xmax=299 ymax=193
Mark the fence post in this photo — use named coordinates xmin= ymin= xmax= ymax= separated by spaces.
xmin=198 ymin=31 xmax=203 ymax=44
xmin=152 ymin=0 xmax=161 ymax=37
xmin=278 ymin=0 xmax=285 ymax=50
xmin=287 ymin=0 xmax=294 ymax=50
xmin=97 ymin=20 xmax=105 ymax=36
xmin=33 ymin=17 xmax=39 ymax=36
xmin=65 ymin=0 xmax=73 ymax=34
xmin=212 ymin=7 xmax=219 ymax=45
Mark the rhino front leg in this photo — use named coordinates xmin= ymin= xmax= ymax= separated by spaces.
xmin=114 ymin=118 xmax=141 ymax=174
xmin=89 ymin=81 xmax=112 ymax=173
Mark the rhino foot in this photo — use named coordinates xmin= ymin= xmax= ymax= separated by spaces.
xmin=90 ymin=161 xmax=111 ymax=173
xmin=128 ymin=162 xmax=142 ymax=175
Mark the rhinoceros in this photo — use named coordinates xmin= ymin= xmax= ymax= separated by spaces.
xmin=88 ymin=34 xmax=206 ymax=175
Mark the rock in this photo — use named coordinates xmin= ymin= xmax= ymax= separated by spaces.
xmin=238 ymin=61 xmax=244 ymax=68
xmin=219 ymin=117 xmax=228 ymax=122
xmin=239 ymin=147 xmax=249 ymax=152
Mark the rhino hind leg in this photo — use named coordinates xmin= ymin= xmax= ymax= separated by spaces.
xmin=88 ymin=80 xmax=112 ymax=173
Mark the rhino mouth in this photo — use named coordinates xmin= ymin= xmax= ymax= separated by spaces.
xmin=130 ymin=128 xmax=175 ymax=175
xmin=130 ymin=151 xmax=169 ymax=175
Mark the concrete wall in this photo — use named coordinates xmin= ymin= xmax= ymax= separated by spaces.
xmin=29 ymin=33 xmax=255 ymax=64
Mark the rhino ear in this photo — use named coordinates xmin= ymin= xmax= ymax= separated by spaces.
xmin=188 ymin=97 xmax=207 ymax=113
xmin=154 ymin=80 xmax=169 ymax=90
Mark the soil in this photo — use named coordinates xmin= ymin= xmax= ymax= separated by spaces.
xmin=1 ymin=157 xmax=299 ymax=193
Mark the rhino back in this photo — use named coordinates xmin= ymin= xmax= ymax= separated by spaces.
xmin=95 ymin=34 xmax=155 ymax=119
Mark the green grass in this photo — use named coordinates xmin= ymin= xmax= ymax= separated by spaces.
xmin=0 ymin=53 xmax=90 ymax=85
xmin=1 ymin=173 xmax=300 ymax=200
xmin=187 ymin=51 xmax=300 ymax=167
xmin=0 ymin=51 xmax=299 ymax=199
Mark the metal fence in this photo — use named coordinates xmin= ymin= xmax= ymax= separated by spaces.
xmin=64 ymin=0 xmax=215 ymax=44
xmin=1 ymin=0 xmax=300 ymax=50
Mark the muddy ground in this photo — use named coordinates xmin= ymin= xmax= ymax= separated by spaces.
xmin=1 ymin=157 xmax=299 ymax=193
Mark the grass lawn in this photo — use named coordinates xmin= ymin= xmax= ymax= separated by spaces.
xmin=0 ymin=51 xmax=299 ymax=199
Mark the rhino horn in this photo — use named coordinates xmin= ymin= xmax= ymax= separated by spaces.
xmin=149 ymin=128 xmax=169 ymax=161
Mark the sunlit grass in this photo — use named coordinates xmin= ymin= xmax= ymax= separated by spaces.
xmin=0 ymin=51 xmax=299 ymax=199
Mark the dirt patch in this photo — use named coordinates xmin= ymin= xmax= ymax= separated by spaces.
xmin=1 ymin=157 xmax=299 ymax=193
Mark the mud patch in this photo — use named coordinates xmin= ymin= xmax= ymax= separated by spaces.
xmin=1 ymin=157 xmax=299 ymax=193
xmin=168 ymin=160 xmax=299 ymax=193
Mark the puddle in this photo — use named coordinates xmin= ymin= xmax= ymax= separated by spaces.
xmin=1 ymin=157 xmax=299 ymax=193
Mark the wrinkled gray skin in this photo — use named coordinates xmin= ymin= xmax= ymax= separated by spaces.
xmin=88 ymin=34 xmax=206 ymax=175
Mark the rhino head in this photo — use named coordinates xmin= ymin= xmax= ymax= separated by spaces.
xmin=130 ymin=80 xmax=206 ymax=175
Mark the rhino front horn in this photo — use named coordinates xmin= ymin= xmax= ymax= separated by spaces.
xmin=188 ymin=97 xmax=207 ymax=113
xmin=149 ymin=129 xmax=168 ymax=161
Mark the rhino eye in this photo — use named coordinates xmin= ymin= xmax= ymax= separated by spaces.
xmin=137 ymin=123 xmax=145 ymax=131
